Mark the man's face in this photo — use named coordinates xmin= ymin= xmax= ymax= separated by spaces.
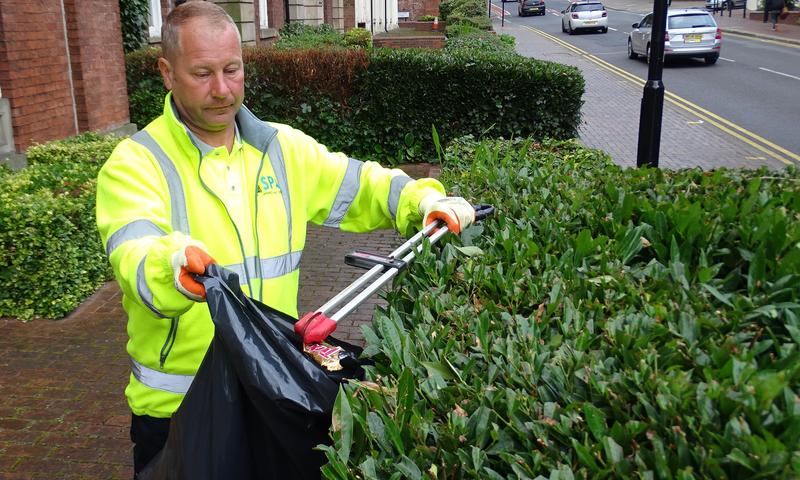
xmin=158 ymin=19 xmax=244 ymax=136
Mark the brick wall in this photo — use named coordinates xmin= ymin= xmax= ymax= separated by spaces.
xmin=397 ymin=0 xmax=441 ymax=20
xmin=0 ymin=0 xmax=129 ymax=153
xmin=344 ymin=0 xmax=355 ymax=29
xmin=398 ymin=20 xmax=446 ymax=30
xmin=0 ymin=0 xmax=78 ymax=150
xmin=64 ymin=0 xmax=130 ymax=132
xmin=372 ymin=36 xmax=444 ymax=48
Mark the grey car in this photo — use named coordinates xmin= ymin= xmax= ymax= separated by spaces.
xmin=628 ymin=8 xmax=722 ymax=65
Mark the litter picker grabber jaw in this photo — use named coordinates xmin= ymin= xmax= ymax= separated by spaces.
xmin=295 ymin=204 xmax=495 ymax=351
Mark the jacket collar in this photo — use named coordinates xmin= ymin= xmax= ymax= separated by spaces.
xmin=162 ymin=92 xmax=278 ymax=154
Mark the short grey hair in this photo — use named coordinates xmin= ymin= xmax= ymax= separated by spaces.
xmin=161 ymin=1 xmax=241 ymax=61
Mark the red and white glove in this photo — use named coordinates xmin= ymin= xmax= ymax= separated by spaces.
xmin=171 ymin=244 xmax=216 ymax=301
xmin=420 ymin=193 xmax=475 ymax=235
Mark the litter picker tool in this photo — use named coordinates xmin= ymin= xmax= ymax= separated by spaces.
xmin=295 ymin=204 xmax=495 ymax=355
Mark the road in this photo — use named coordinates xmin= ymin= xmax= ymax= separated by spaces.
xmin=494 ymin=0 xmax=800 ymax=159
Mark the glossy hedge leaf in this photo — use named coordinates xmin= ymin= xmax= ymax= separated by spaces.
xmin=583 ymin=403 xmax=607 ymax=442
xmin=333 ymin=385 xmax=354 ymax=464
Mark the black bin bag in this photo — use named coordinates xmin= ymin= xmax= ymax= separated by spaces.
xmin=141 ymin=264 xmax=365 ymax=480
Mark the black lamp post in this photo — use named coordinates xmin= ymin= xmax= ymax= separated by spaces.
xmin=636 ymin=0 xmax=669 ymax=168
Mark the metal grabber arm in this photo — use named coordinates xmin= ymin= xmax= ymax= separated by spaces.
xmin=294 ymin=204 xmax=495 ymax=345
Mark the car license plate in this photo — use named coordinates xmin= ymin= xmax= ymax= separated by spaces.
xmin=585 ymin=20 xmax=596 ymax=24
xmin=685 ymin=34 xmax=702 ymax=43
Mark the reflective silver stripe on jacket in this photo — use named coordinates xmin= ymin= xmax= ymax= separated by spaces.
xmin=388 ymin=175 xmax=412 ymax=219
xmin=131 ymin=130 xmax=191 ymax=234
xmin=130 ymin=355 xmax=194 ymax=395
xmin=224 ymin=251 xmax=302 ymax=284
xmin=106 ymin=219 xmax=167 ymax=256
xmin=265 ymin=136 xmax=293 ymax=251
xmin=137 ymin=257 xmax=168 ymax=319
xmin=323 ymin=158 xmax=363 ymax=227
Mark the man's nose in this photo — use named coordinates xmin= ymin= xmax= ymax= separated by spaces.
xmin=210 ymin=72 xmax=230 ymax=98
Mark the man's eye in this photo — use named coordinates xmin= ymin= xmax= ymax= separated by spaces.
xmin=195 ymin=72 xmax=210 ymax=78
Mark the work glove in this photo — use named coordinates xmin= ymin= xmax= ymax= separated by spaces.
xmin=294 ymin=312 xmax=337 ymax=344
xmin=171 ymin=244 xmax=216 ymax=302
xmin=420 ymin=193 xmax=475 ymax=235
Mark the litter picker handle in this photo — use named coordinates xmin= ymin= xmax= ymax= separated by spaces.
xmin=312 ymin=203 xmax=494 ymax=322
xmin=474 ymin=204 xmax=495 ymax=221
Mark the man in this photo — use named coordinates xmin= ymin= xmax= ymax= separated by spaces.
xmin=96 ymin=1 xmax=474 ymax=476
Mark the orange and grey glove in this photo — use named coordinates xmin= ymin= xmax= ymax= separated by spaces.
xmin=171 ymin=244 xmax=216 ymax=302
xmin=420 ymin=193 xmax=475 ymax=235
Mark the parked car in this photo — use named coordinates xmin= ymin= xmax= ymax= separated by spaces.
xmin=561 ymin=2 xmax=608 ymax=34
xmin=628 ymin=8 xmax=721 ymax=64
xmin=519 ymin=0 xmax=546 ymax=16
xmin=705 ymin=0 xmax=746 ymax=11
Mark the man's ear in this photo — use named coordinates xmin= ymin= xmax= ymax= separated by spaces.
xmin=158 ymin=57 xmax=174 ymax=91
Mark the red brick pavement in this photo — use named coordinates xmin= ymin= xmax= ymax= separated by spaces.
xmin=0 ymin=163 xmax=439 ymax=479
xmin=0 ymin=284 xmax=132 ymax=479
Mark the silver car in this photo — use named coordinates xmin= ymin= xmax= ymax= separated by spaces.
xmin=628 ymin=9 xmax=722 ymax=65
xmin=561 ymin=2 xmax=609 ymax=34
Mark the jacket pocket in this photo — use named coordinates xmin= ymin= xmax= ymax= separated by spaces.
xmin=159 ymin=317 xmax=179 ymax=369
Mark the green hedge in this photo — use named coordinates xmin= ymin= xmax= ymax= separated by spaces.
xmin=321 ymin=138 xmax=800 ymax=478
xmin=0 ymin=134 xmax=119 ymax=320
xmin=125 ymin=47 xmax=583 ymax=164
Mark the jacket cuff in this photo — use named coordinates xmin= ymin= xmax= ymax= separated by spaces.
xmin=396 ymin=178 xmax=446 ymax=237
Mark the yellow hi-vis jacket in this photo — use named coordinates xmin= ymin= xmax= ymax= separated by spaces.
xmin=96 ymin=93 xmax=445 ymax=418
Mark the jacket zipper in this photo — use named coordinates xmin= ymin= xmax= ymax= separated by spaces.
xmin=159 ymin=317 xmax=179 ymax=369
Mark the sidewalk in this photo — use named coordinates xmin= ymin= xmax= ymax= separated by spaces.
xmin=602 ymin=0 xmax=800 ymax=45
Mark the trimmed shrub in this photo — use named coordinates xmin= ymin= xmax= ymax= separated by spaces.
xmin=27 ymin=132 xmax=120 ymax=166
xmin=126 ymin=47 xmax=584 ymax=164
xmin=445 ymin=31 xmax=517 ymax=56
xmin=125 ymin=47 xmax=166 ymax=129
xmin=321 ymin=138 xmax=800 ymax=478
xmin=275 ymin=23 xmax=346 ymax=50
xmin=0 ymin=135 xmax=119 ymax=320
xmin=440 ymin=0 xmax=485 ymax=21
xmin=343 ymin=27 xmax=373 ymax=49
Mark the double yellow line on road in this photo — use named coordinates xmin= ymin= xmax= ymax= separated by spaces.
xmin=517 ymin=23 xmax=800 ymax=166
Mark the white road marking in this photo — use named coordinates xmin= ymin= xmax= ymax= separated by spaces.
xmin=622 ymin=31 xmax=629 ymax=35
xmin=759 ymin=67 xmax=800 ymax=81
xmin=746 ymin=156 xmax=767 ymax=160
xmin=719 ymin=57 xmax=735 ymax=62
xmin=687 ymin=120 xmax=704 ymax=125
xmin=608 ymin=27 xmax=618 ymax=31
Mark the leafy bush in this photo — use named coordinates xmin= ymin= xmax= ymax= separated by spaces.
xmin=445 ymin=13 xmax=492 ymax=30
xmin=126 ymin=47 xmax=584 ymax=164
xmin=444 ymin=22 xmax=484 ymax=37
xmin=419 ymin=15 xmax=437 ymax=21
xmin=499 ymin=33 xmax=516 ymax=49
xmin=275 ymin=23 xmax=346 ymax=50
xmin=0 ymin=135 xmax=119 ymax=320
xmin=343 ymin=28 xmax=373 ymax=49
xmin=440 ymin=0 xmax=487 ymax=21
xmin=125 ymin=47 xmax=166 ymax=128
xmin=119 ymin=0 xmax=149 ymax=54
xmin=445 ymin=31 xmax=517 ymax=56
xmin=322 ymin=138 xmax=800 ymax=478
xmin=348 ymin=49 xmax=583 ymax=161
xmin=26 ymin=132 xmax=120 ymax=166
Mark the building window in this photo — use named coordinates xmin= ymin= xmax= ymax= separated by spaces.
xmin=259 ymin=0 xmax=269 ymax=28
xmin=149 ymin=0 xmax=163 ymax=40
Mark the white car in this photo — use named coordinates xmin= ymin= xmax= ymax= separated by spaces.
xmin=561 ymin=2 xmax=609 ymax=34
xmin=628 ymin=9 xmax=722 ymax=64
